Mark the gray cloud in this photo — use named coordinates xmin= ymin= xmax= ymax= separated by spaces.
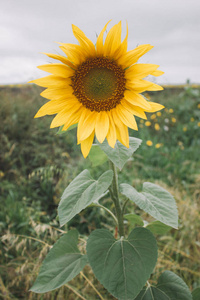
xmin=1 ymin=0 xmax=200 ymax=84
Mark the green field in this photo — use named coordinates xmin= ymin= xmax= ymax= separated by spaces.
xmin=0 ymin=84 xmax=200 ymax=299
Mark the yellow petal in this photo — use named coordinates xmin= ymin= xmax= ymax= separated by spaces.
xmin=72 ymin=24 xmax=96 ymax=57
xmin=34 ymin=99 xmax=70 ymax=118
xmin=114 ymin=21 xmax=128 ymax=60
xmin=151 ymin=70 xmax=164 ymax=77
xmin=96 ymin=20 xmax=111 ymax=55
xmin=106 ymin=111 xmax=117 ymax=148
xmin=112 ymin=110 xmax=129 ymax=148
xmin=118 ymin=44 xmax=154 ymax=68
xmin=40 ymin=86 xmax=74 ymax=100
xmin=29 ymin=75 xmax=71 ymax=88
xmin=59 ymin=43 xmax=86 ymax=65
xmin=121 ymin=99 xmax=147 ymax=119
xmin=124 ymin=90 xmax=151 ymax=109
xmin=77 ymin=108 xmax=88 ymax=144
xmin=116 ymin=105 xmax=138 ymax=130
xmin=126 ymin=64 xmax=159 ymax=80
xmin=126 ymin=79 xmax=154 ymax=93
xmin=145 ymin=102 xmax=165 ymax=113
xmin=104 ymin=22 xmax=122 ymax=56
xmin=95 ymin=111 xmax=109 ymax=143
xmin=50 ymin=101 xmax=81 ymax=128
xmin=38 ymin=64 xmax=74 ymax=78
xmin=81 ymin=131 xmax=95 ymax=158
xmin=62 ymin=109 xmax=82 ymax=131
xmin=77 ymin=110 xmax=97 ymax=143
xmin=140 ymin=80 xmax=163 ymax=91
xmin=42 ymin=53 xmax=75 ymax=69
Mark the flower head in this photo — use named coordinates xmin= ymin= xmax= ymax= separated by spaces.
xmin=145 ymin=121 xmax=151 ymax=127
xmin=146 ymin=140 xmax=153 ymax=146
xmin=155 ymin=143 xmax=163 ymax=149
xmin=171 ymin=117 xmax=176 ymax=123
xmin=154 ymin=123 xmax=160 ymax=131
xmin=31 ymin=21 xmax=164 ymax=157
xmin=150 ymin=114 xmax=156 ymax=120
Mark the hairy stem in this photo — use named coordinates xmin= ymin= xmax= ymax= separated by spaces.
xmin=109 ymin=160 xmax=124 ymax=237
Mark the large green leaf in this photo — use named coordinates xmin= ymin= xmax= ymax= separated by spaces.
xmin=120 ymin=182 xmax=178 ymax=229
xmin=86 ymin=227 xmax=157 ymax=300
xmin=98 ymin=137 xmax=142 ymax=170
xmin=30 ymin=230 xmax=87 ymax=293
xmin=88 ymin=144 xmax=108 ymax=167
xmin=134 ymin=271 xmax=192 ymax=300
xmin=192 ymin=287 xmax=200 ymax=300
xmin=58 ymin=170 xmax=113 ymax=226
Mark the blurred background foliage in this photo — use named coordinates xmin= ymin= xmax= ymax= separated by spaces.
xmin=0 ymin=84 xmax=200 ymax=299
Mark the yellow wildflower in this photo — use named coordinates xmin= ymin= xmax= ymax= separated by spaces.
xmin=169 ymin=108 xmax=174 ymax=113
xmin=154 ymin=123 xmax=160 ymax=130
xmin=171 ymin=117 xmax=176 ymax=123
xmin=157 ymin=112 xmax=162 ymax=117
xmin=146 ymin=140 xmax=153 ymax=146
xmin=150 ymin=114 xmax=156 ymax=120
xmin=155 ymin=143 xmax=163 ymax=148
xmin=145 ymin=121 xmax=151 ymax=127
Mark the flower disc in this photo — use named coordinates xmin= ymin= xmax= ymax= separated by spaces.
xmin=71 ymin=57 xmax=126 ymax=112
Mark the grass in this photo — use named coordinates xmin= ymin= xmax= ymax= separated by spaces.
xmin=0 ymin=84 xmax=200 ymax=299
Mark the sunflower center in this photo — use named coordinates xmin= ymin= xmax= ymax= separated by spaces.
xmin=83 ymin=68 xmax=117 ymax=101
xmin=71 ymin=57 xmax=126 ymax=112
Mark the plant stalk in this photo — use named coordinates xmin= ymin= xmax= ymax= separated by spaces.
xmin=109 ymin=160 xmax=124 ymax=237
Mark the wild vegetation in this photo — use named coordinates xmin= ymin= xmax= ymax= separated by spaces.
xmin=0 ymin=84 xmax=200 ymax=299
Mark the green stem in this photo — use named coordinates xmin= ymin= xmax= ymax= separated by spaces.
xmin=91 ymin=203 xmax=118 ymax=225
xmin=109 ymin=160 xmax=124 ymax=237
xmin=122 ymin=198 xmax=129 ymax=215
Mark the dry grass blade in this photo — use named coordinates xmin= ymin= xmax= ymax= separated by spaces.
xmin=15 ymin=234 xmax=51 ymax=247
xmin=80 ymin=271 xmax=105 ymax=300
xmin=65 ymin=284 xmax=87 ymax=300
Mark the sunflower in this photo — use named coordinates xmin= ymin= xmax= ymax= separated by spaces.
xmin=31 ymin=21 xmax=164 ymax=157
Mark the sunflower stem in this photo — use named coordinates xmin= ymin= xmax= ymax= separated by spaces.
xmin=109 ymin=160 xmax=124 ymax=237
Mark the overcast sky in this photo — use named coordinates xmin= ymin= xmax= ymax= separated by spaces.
xmin=1 ymin=0 xmax=200 ymax=85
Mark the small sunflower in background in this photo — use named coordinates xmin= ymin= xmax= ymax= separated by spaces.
xmin=31 ymin=21 xmax=164 ymax=157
